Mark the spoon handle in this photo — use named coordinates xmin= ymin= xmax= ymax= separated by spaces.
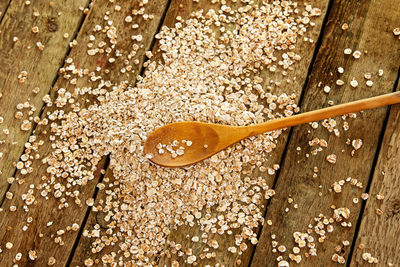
xmin=246 ymin=91 xmax=400 ymax=135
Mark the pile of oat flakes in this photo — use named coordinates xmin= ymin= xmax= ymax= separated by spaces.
xmin=51 ymin=1 xmax=323 ymax=265
xmin=3 ymin=0 xmax=328 ymax=266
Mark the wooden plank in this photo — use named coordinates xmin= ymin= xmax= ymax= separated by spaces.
xmin=0 ymin=0 xmax=170 ymax=266
xmin=0 ymin=0 xmax=90 ymax=198
xmin=252 ymin=0 xmax=400 ymax=266
xmin=70 ymin=0 xmax=331 ymax=266
xmin=349 ymin=86 xmax=400 ymax=266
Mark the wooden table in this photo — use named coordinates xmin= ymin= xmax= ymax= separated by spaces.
xmin=0 ymin=0 xmax=399 ymax=266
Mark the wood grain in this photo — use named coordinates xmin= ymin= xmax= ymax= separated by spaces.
xmin=0 ymin=0 xmax=90 ymax=198
xmin=0 ymin=0 xmax=11 ymax=21
xmin=251 ymin=0 xmax=400 ymax=266
xmin=0 ymin=0 xmax=170 ymax=266
xmin=350 ymin=87 xmax=400 ymax=266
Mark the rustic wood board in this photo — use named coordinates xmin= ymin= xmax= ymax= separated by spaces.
xmin=0 ymin=0 xmax=170 ymax=266
xmin=0 ymin=0 xmax=90 ymax=199
xmin=350 ymin=88 xmax=400 ymax=266
xmin=252 ymin=0 xmax=400 ymax=266
xmin=70 ymin=0 xmax=332 ymax=266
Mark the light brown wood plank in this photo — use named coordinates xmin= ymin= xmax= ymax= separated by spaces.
xmin=0 ymin=0 xmax=90 ymax=198
xmin=350 ymin=85 xmax=400 ymax=266
xmin=69 ymin=0 xmax=331 ymax=266
xmin=0 ymin=0 xmax=170 ymax=266
xmin=252 ymin=0 xmax=400 ymax=266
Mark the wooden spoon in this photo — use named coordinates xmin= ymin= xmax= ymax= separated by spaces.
xmin=144 ymin=91 xmax=400 ymax=167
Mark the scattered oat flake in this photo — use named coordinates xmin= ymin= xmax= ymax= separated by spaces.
xmin=352 ymin=139 xmax=363 ymax=150
xmin=29 ymin=250 xmax=37 ymax=260
xmin=352 ymin=50 xmax=362 ymax=59
xmin=21 ymin=120 xmax=32 ymax=131
xmin=48 ymin=256 xmax=56 ymax=265
xmin=350 ymin=79 xmax=358 ymax=88
xmin=376 ymin=208 xmax=383 ymax=216
xmin=344 ymin=48 xmax=352 ymax=54
xmin=362 ymin=252 xmax=378 ymax=264
xmin=326 ymin=154 xmax=337 ymax=164
xmin=336 ymin=79 xmax=345 ymax=86
xmin=323 ymin=85 xmax=331 ymax=93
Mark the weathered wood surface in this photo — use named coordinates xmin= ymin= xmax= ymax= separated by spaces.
xmin=0 ymin=0 xmax=399 ymax=266
xmin=252 ymin=0 xmax=400 ymax=266
xmin=0 ymin=0 xmax=170 ymax=266
xmin=350 ymin=86 xmax=400 ymax=266
xmin=0 ymin=0 xmax=90 ymax=199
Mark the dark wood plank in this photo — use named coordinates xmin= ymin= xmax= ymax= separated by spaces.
xmin=0 ymin=0 xmax=90 ymax=198
xmin=350 ymin=86 xmax=400 ymax=266
xmin=0 ymin=0 xmax=170 ymax=266
xmin=252 ymin=0 xmax=400 ymax=266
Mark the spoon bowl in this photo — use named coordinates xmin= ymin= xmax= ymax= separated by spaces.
xmin=144 ymin=122 xmax=245 ymax=167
